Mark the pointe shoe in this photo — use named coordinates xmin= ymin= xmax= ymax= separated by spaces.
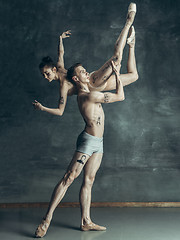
xmin=128 ymin=2 xmax=137 ymax=14
xmin=127 ymin=26 xmax=135 ymax=46
xmin=126 ymin=3 xmax=137 ymax=25
xmin=35 ymin=218 xmax=50 ymax=238
xmin=81 ymin=222 xmax=106 ymax=231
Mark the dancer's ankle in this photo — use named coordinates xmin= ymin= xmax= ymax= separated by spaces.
xmin=82 ymin=217 xmax=91 ymax=225
xmin=44 ymin=214 xmax=52 ymax=223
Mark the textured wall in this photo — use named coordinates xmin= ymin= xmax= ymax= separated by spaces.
xmin=0 ymin=0 xmax=179 ymax=203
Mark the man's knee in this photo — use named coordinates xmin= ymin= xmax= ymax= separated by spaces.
xmin=84 ymin=175 xmax=95 ymax=187
xmin=63 ymin=170 xmax=77 ymax=186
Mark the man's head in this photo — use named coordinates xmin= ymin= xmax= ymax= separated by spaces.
xmin=67 ymin=63 xmax=90 ymax=86
xmin=39 ymin=56 xmax=57 ymax=82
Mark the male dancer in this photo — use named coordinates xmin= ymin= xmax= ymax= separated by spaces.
xmin=35 ymin=60 xmax=125 ymax=237
xmin=33 ymin=3 xmax=137 ymax=114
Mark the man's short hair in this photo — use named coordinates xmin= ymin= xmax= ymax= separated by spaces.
xmin=39 ymin=56 xmax=56 ymax=70
xmin=67 ymin=63 xmax=82 ymax=85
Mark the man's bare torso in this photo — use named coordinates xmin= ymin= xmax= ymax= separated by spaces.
xmin=77 ymin=92 xmax=105 ymax=138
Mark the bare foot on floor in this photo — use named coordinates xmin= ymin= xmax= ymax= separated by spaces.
xmin=81 ymin=222 xmax=106 ymax=231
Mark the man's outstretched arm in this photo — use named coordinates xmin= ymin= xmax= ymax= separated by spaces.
xmin=32 ymin=84 xmax=69 ymax=116
xmin=57 ymin=30 xmax=71 ymax=69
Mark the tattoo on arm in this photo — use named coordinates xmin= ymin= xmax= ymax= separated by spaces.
xmin=77 ymin=155 xmax=87 ymax=165
xmin=59 ymin=97 xmax=64 ymax=104
xmin=104 ymin=93 xmax=109 ymax=103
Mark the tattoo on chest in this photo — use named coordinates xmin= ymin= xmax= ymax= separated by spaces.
xmin=77 ymin=155 xmax=86 ymax=165
xmin=104 ymin=93 xmax=109 ymax=103
xmin=97 ymin=116 xmax=101 ymax=125
xmin=59 ymin=97 xmax=64 ymax=104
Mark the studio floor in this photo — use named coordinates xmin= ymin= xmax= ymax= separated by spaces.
xmin=0 ymin=207 xmax=180 ymax=240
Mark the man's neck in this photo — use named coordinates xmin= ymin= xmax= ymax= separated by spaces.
xmin=78 ymin=83 xmax=90 ymax=94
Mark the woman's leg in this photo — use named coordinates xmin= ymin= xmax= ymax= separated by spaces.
xmin=103 ymin=26 xmax=138 ymax=90
xmin=89 ymin=3 xmax=136 ymax=89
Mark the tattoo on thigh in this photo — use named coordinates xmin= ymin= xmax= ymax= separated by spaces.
xmin=102 ymin=64 xmax=110 ymax=72
xmin=93 ymin=75 xmax=98 ymax=84
xmin=59 ymin=97 xmax=64 ymax=104
xmin=104 ymin=93 xmax=109 ymax=103
xmin=113 ymin=56 xmax=118 ymax=62
xmin=77 ymin=155 xmax=86 ymax=164
xmin=102 ymin=75 xmax=108 ymax=82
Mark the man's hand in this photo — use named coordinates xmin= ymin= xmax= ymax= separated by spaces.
xmin=60 ymin=30 xmax=71 ymax=39
xmin=111 ymin=60 xmax=120 ymax=74
xmin=32 ymin=100 xmax=43 ymax=111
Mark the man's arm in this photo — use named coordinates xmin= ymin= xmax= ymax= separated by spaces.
xmin=57 ymin=30 xmax=71 ymax=69
xmin=32 ymin=84 xmax=69 ymax=116
xmin=90 ymin=61 xmax=125 ymax=103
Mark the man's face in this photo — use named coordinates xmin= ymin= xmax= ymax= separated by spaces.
xmin=74 ymin=66 xmax=90 ymax=84
xmin=41 ymin=66 xmax=56 ymax=82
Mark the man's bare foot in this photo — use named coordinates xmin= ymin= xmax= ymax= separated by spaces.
xmin=35 ymin=218 xmax=50 ymax=238
xmin=81 ymin=222 xmax=106 ymax=231
xmin=127 ymin=3 xmax=137 ymax=24
xmin=127 ymin=26 xmax=135 ymax=47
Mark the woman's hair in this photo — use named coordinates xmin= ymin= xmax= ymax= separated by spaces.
xmin=66 ymin=63 xmax=82 ymax=85
xmin=39 ymin=56 xmax=56 ymax=70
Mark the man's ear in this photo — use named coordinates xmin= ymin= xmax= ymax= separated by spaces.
xmin=72 ymin=76 xmax=79 ymax=83
xmin=52 ymin=67 xmax=57 ymax=72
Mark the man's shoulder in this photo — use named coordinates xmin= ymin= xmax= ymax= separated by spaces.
xmin=89 ymin=91 xmax=104 ymax=100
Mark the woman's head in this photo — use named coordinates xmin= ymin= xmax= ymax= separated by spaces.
xmin=39 ymin=56 xmax=57 ymax=82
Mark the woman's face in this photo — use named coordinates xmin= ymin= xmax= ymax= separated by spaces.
xmin=41 ymin=66 xmax=57 ymax=82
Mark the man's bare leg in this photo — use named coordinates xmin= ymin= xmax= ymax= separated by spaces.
xmin=103 ymin=25 xmax=138 ymax=91
xmin=89 ymin=2 xmax=136 ymax=89
xmin=79 ymin=153 xmax=106 ymax=231
xmin=35 ymin=152 xmax=90 ymax=238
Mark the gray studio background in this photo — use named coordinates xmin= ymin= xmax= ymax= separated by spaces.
xmin=0 ymin=0 xmax=179 ymax=203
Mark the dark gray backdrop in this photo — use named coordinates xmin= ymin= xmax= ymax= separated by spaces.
xmin=0 ymin=0 xmax=179 ymax=203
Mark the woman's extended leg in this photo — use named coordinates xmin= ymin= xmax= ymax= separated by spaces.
xmin=103 ymin=25 xmax=138 ymax=90
xmin=89 ymin=3 xmax=136 ymax=90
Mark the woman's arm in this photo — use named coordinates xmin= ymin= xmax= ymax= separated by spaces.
xmin=57 ymin=30 xmax=71 ymax=69
xmin=32 ymin=83 xmax=69 ymax=116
